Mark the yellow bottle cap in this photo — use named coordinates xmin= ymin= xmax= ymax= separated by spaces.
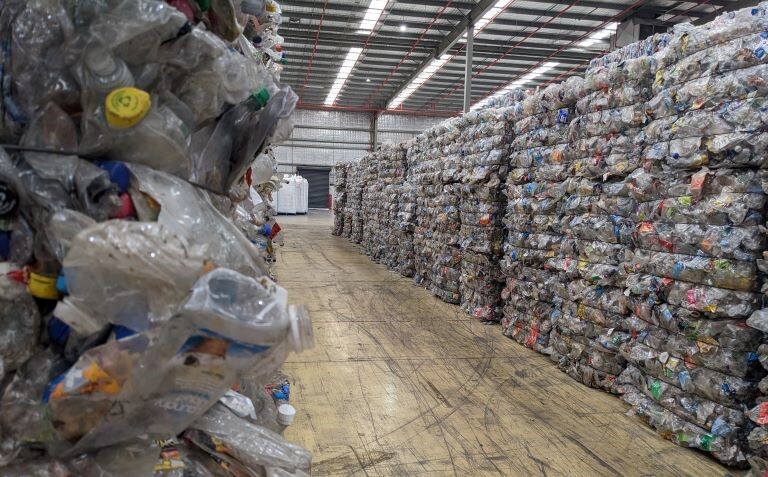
xmin=28 ymin=272 xmax=60 ymax=300
xmin=266 ymin=1 xmax=278 ymax=12
xmin=105 ymin=87 xmax=151 ymax=129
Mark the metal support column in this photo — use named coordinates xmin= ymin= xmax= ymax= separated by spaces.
xmin=463 ymin=22 xmax=474 ymax=113
xmin=371 ymin=111 xmax=379 ymax=152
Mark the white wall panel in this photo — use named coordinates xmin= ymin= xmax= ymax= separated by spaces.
xmin=274 ymin=109 xmax=447 ymax=169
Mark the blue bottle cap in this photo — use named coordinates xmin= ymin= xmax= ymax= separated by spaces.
xmin=48 ymin=316 xmax=71 ymax=346
xmin=56 ymin=274 xmax=68 ymax=295
xmin=97 ymin=161 xmax=131 ymax=193
xmin=0 ymin=230 xmax=10 ymax=261
xmin=112 ymin=325 xmax=137 ymax=340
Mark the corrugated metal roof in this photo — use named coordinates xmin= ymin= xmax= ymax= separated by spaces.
xmin=280 ymin=0 xmax=755 ymax=112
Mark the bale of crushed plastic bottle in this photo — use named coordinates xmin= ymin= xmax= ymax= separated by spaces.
xmin=0 ymin=0 xmax=314 ymax=474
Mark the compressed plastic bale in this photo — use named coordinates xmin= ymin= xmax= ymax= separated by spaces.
xmin=619 ymin=365 xmax=748 ymax=440
xmin=0 ymin=0 xmax=303 ymax=472
xmin=128 ymin=164 xmax=269 ymax=278
xmin=620 ymin=385 xmax=747 ymax=466
xmin=0 ymin=349 xmax=69 ymax=465
xmin=0 ymin=458 xmax=71 ymax=477
xmin=58 ymin=220 xmax=204 ymax=333
xmin=619 ymin=339 xmax=759 ymax=408
xmin=625 ymin=274 xmax=761 ymax=319
xmin=0 ymin=275 xmax=40 ymax=375
xmin=5 ymin=0 xmax=80 ymax=121
xmin=47 ymin=268 xmax=312 ymax=456
xmin=67 ymin=440 xmax=160 ymax=477
xmin=187 ymin=403 xmax=311 ymax=472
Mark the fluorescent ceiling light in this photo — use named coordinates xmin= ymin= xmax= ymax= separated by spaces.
xmin=324 ymin=47 xmax=363 ymax=106
xmin=357 ymin=0 xmax=388 ymax=34
xmin=387 ymin=0 xmax=513 ymax=110
xmin=471 ymin=61 xmax=560 ymax=110
xmin=400 ymin=24 xmax=407 ymax=32
xmin=577 ymin=22 xmax=618 ymax=48
xmin=388 ymin=54 xmax=452 ymax=109
xmin=460 ymin=0 xmax=514 ymax=42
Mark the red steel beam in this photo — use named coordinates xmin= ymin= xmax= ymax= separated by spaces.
xmin=296 ymin=103 xmax=459 ymax=117
xmin=431 ymin=0 xmax=585 ymax=104
xmin=298 ymin=0 xmax=329 ymax=100
xmin=362 ymin=1 xmax=455 ymax=109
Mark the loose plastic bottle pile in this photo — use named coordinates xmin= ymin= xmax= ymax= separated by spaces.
xmin=0 ymin=1 xmax=316 ymax=475
xmin=333 ymin=3 xmax=768 ymax=469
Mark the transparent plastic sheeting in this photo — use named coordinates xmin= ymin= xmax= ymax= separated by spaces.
xmin=333 ymin=2 xmax=768 ymax=470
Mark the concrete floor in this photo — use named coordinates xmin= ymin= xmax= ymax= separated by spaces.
xmin=277 ymin=210 xmax=736 ymax=477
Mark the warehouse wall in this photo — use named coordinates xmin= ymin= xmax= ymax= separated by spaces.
xmin=274 ymin=109 xmax=446 ymax=175
xmin=378 ymin=113 xmax=445 ymax=146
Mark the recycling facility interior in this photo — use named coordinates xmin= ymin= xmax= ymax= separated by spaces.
xmin=2 ymin=0 xmax=768 ymax=477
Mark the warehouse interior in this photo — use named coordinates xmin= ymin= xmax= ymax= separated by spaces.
xmin=274 ymin=0 xmax=768 ymax=476
xmin=0 ymin=0 xmax=767 ymax=476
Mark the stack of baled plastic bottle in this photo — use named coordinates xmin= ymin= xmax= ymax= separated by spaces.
xmin=346 ymin=156 xmax=367 ymax=244
xmin=360 ymin=151 xmax=382 ymax=258
xmin=331 ymin=3 xmax=768 ymax=470
xmin=420 ymin=121 xmax=464 ymax=304
xmin=614 ymin=7 xmax=768 ymax=467
xmin=500 ymin=82 xmax=578 ymax=354
xmin=0 ymin=1 xmax=316 ymax=476
xmin=380 ymin=144 xmax=409 ymax=271
xmin=546 ymin=52 xmax=653 ymax=392
xmin=456 ymin=110 xmax=510 ymax=321
xmin=332 ymin=162 xmax=348 ymax=236
xmin=407 ymin=134 xmax=432 ymax=288
xmin=747 ymin=306 xmax=768 ymax=474
xmin=346 ymin=144 xmax=409 ymax=272
xmin=396 ymin=144 xmax=417 ymax=277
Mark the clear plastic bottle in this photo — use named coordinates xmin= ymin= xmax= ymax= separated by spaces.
xmin=80 ymin=44 xmax=134 ymax=98
xmin=79 ymin=87 xmax=191 ymax=178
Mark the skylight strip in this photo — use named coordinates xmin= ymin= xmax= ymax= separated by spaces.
xmin=324 ymin=47 xmax=363 ymax=106
xmin=470 ymin=61 xmax=560 ymax=110
xmin=460 ymin=0 xmax=515 ymax=42
xmin=576 ymin=22 xmax=619 ymax=48
xmin=357 ymin=0 xmax=388 ymax=34
xmin=387 ymin=54 xmax=453 ymax=109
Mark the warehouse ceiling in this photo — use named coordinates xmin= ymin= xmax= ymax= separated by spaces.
xmin=280 ymin=0 xmax=754 ymax=113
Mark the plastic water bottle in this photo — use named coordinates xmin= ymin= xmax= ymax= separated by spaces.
xmin=80 ymin=45 xmax=134 ymax=98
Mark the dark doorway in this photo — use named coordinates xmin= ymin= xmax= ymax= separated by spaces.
xmin=297 ymin=167 xmax=331 ymax=209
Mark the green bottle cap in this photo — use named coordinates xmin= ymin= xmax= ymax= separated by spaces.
xmin=196 ymin=0 xmax=211 ymax=11
xmin=251 ymin=88 xmax=270 ymax=108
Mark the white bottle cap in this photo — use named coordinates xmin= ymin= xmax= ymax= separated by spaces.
xmin=277 ymin=403 xmax=296 ymax=426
